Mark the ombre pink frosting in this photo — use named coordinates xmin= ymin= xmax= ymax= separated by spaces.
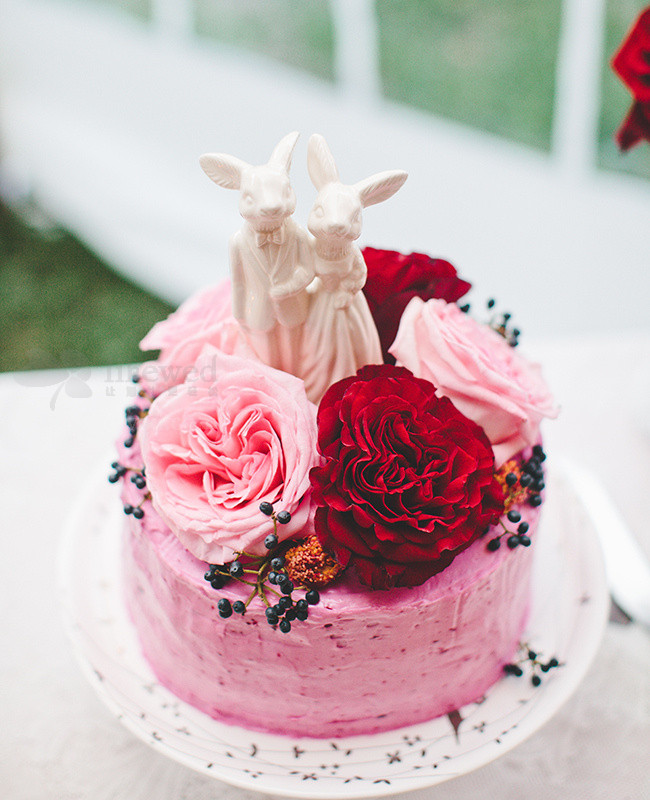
xmin=123 ymin=486 xmax=539 ymax=738
xmin=138 ymin=347 xmax=320 ymax=564
xmin=390 ymin=298 xmax=559 ymax=466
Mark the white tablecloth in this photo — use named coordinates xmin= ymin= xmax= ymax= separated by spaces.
xmin=2 ymin=331 xmax=650 ymax=799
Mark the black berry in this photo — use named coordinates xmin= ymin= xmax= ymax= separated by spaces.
xmin=229 ymin=560 xmax=243 ymax=577
xmin=259 ymin=501 xmax=274 ymax=516
xmin=266 ymin=610 xmax=279 ymax=626
xmin=507 ymin=535 xmax=520 ymax=549
xmin=264 ymin=533 xmax=278 ymax=549
xmin=487 ymin=537 xmax=501 ymax=552
xmin=279 ymin=619 xmax=291 ymax=633
xmin=507 ymin=510 xmax=521 ymax=523
xmin=305 ymin=589 xmax=320 ymax=605
xmin=276 ymin=510 xmax=291 ymax=525
xmin=232 ymin=600 xmax=246 ymax=615
xmin=133 ymin=507 xmax=144 ymax=520
xmin=218 ymin=598 xmax=232 ymax=618
xmin=210 ymin=574 xmax=225 ymax=590
xmin=271 ymin=556 xmax=285 ymax=570
xmin=531 ymin=674 xmax=542 ymax=687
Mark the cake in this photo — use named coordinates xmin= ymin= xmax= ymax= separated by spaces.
xmin=111 ymin=133 xmax=558 ymax=739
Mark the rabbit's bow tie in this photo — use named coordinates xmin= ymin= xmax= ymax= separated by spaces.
xmin=255 ymin=227 xmax=286 ymax=247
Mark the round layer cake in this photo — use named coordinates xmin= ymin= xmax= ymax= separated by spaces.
xmin=122 ymin=474 xmax=540 ymax=738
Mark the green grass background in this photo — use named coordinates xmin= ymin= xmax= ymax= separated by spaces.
xmin=0 ymin=202 xmax=173 ymax=373
xmin=1 ymin=0 xmax=648 ymax=373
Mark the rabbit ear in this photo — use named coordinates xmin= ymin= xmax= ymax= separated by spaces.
xmin=267 ymin=131 xmax=300 ymax=173
xmin=199 ymin=153 xmax=249 ymax=190
xmin=307 ymin=134 xmax=340 ymax=190
xmin=354 ymin=170 xmax=408 ymax=208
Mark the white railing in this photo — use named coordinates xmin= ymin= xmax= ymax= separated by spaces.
xmin=0 ymin=0 xmax=648 ymax=339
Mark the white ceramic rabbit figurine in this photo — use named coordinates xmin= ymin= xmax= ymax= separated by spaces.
xmin=301 ymin=133 xmax=407 ymax=403
xmin=199 ymin=132 xmax=314 ymax=375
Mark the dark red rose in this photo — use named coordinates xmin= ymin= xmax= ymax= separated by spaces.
xmin=612 ymin=8 xmax=650 ymax=151
xmin=310 ymin=365 xmax=504 ymax=589
xmin=362 ymin=247 xmax=471 ymax=363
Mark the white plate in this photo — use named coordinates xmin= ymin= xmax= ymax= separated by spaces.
xmin=58 ymin=464 xmax=608 ymax=799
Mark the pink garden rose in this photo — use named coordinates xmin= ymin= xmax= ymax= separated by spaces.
xmin=139 ymin=280 xmax=252 ymax=395
xmin=139 ymin=346 xmax=320 ymax=563
xmin=390 ymin=298 xmax=558 ymax=465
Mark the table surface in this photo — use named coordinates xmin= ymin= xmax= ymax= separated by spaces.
xmin=2 ymin=330 xmax=650 ymax=800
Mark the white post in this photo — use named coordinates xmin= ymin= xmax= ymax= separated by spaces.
xmin=151 ymin=0 xmax=194 ymax=39
xmin=551 ymin=0 xmax=608 ymax=179
xmin=330 ymin=0 xmax=382 ymax=102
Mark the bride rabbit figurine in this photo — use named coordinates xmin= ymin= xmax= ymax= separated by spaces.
xmin=301 ymin=134 xmax=407 ymax=403
xmin=199 ymin=132 xmax=314 ymax=376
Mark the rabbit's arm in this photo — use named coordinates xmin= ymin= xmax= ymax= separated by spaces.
xmin=340 ymin=249 xmax=367 ymax=294
xmin=269 ymin=227 xmax=315 ymax=299
xmin=269 ymin=266 xmax=312 ymax=299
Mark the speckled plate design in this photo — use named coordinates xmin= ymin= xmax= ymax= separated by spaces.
xmin=58 ymin=464 xmax=608 ymax=799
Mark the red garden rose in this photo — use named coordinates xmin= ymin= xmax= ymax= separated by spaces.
xmin=362 ymin=248 xmax=471 ymax=363
xmin=310 ymin=365 xmax=504 ymax=589
xmin=612 ymin=7 xmax=650 ymax=151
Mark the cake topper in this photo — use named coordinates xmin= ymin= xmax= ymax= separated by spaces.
xmin=302 ymin=134 xmax=407 ymax=402
xmin=200 ymin=132 xmax=314 ymax=375
xmin=199 ymin=132 xmax=407 ymax=400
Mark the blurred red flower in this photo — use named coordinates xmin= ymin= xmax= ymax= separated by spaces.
xmin=612 ymin=7 xmax=650 ymax=150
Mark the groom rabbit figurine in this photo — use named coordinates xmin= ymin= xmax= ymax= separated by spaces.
xmin=200 ymin=132 xmax=314 ymax=375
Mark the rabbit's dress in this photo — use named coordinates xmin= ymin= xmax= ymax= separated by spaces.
xmin=302 ymin=248 xmax=382 ymax=404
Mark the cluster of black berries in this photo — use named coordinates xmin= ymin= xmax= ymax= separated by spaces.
xmin=486 ymin=298 xmax=521 ymax=348
xmin=486 ymin=446 xmax=546 ymax=552
xmin=124 ymin=403 xmax=146 ymax=449
xmin=504 ymin=646 xmax=560 ymax=687
xmin=108 ymin=461 xmax=127 ymax=484
xmin=108 ymin=457 xmax=148 ymax=520
xmin=522 ymin=445 xmax=546 ymax=507
xmin=487 ymin=509 xmax=531 ymax=552
xmin=203 ymin=501 xmax=321 ymax=633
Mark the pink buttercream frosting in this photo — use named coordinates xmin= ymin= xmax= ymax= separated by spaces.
xmin=390 ymin=298 xmax=558 ymax=466
xmin=123 ymin=487 xmax=539 ymax=737
xmin=138 ymin=346 xmax=320 ymax=563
